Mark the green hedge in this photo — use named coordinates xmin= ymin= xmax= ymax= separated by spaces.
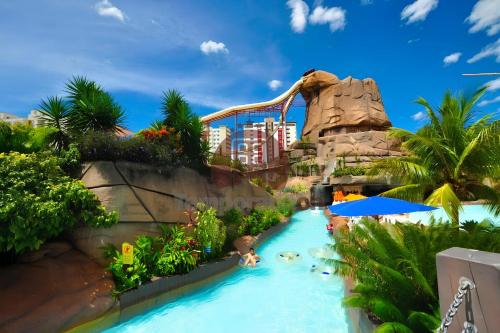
xmin=0 ymin=152 xmax=117 ymax=254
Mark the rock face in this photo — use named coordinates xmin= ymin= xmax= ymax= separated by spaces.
xmin=0 ymin=242 xmax=116 ymax=333
xmin=73 ymin=161 xmax=274 ymax=263
xmin=299 ymin=70 xmax=401 ymax=164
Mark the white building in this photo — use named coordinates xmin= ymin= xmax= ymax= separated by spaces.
xmin=236 ymin=117 xmax=297 ymax=166
xmin=208 ymin=125 xmax=232 ymax=157
xmin=0 ymin=110 xmax=43 ymax=127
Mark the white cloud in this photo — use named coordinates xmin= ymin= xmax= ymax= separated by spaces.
xmin=408 ymin=38 xmax=421 ymax=44
xmin=443 ymin=52 xmax=462 ymax=65
xmin=268 ymin=80 xmax=283 ymax=91
xmin=467 ymin=38 xmax=500 ymax=63
xmin=95 ymin=0 xmax=125 ymax=23
xmin=287 ymin=0 xmax=309 ymax=33
xmin=411 ymin=111 xmax=427 ymax=121
xmin=309 ymin=6 xmax=347 ymax=32
xmin=361 ymin=0 xmax=374 ymax=5
xmin=478 ymin=95 xmax=500 ymax=107
xmin=486 ymin=78 xmax=500 ymax=91
xmin=401 ymin=0 xmax=438 ymax=24
xmin=466 ymin=0 xmax=500 ymax=36
xmin=200 ymin=40 xmax=229 ymax=55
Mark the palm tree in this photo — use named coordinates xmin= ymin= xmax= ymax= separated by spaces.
xmin=160 ymin=90 xmax=207 ymax=166
xmin=38 ymin=96 xmax=70 ymax=150
xmin=369 ymin=87 xmax=500 ymax=225
xmin=65 ymin=76 xmax=125 ymax=134
xmin=331 ymin=219 xmax=500 ymax=332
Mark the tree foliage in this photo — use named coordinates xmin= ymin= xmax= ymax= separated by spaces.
xmin=0 ymin=152 xmax=117 ymax=254
xmin=331 ymin=219 xmax=500 ymax=332
xmin=160 ymin=90 xmax=208 ymax=167
xmin=369 ymin=87 xmax=500 ymax=224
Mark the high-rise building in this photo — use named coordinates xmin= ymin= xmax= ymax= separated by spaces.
xmin=208 ymin=125 xmax=232 ymax=157
xmin=235 ymin=118 xmax=297 ymax=166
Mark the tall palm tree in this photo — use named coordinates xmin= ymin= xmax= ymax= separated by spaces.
xmin=369 ymin=87 xmax=500 ymax=224
xmin=65 ymin=76 xmax=125 ymax=134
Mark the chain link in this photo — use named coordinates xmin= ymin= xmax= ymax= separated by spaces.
xmin=436 ymin=277 xmax=476 ymax=333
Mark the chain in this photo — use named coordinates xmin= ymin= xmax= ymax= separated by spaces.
xmin=436 ymin=277 xmax=476 ymax=333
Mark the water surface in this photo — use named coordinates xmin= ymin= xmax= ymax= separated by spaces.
xmin=104 ymin=209 xmax=351 ymax=333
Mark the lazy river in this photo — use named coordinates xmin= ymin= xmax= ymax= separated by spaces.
xmin=104 ymin=209 xmax=351 ymax=333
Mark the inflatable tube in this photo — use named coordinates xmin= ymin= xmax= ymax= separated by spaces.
xmin=276 ymin=251 xmax=302 ymax=263
xmin=308 ymin=246 xmax=334 ymax=259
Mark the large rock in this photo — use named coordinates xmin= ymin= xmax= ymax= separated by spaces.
xmin=300 ymin=71 xmax=392 ymax=143
xmin=73 ymin=162 xmax=275 ymax=263
xmin=0 ymin=242 xmax=116 ymax=333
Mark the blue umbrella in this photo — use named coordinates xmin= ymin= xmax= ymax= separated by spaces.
xmin=328 ymin=196 xmax=437 ymax=217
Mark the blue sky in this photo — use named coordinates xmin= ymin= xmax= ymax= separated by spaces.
xmin=0 ymin=0 xmax=499 ymax=134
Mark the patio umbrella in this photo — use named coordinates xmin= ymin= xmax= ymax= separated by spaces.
xmin=328 ymin=196 xmax=437 ymax=217
xmin=333 ymin=190 xmax=345 ymax=202
xmin=344 ymin=193 xmax=366 ymax=201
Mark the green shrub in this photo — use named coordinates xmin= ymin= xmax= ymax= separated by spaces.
xmin=332 ymin=166 xmax=366 ymax=177
xmin=76 ymin=130 xmax=187 ymax=167
xmin=331 ymin=219 xmax=500 ymax=332
xmin=222 ymin=208 xmax=244 ymax=251
xmin=0 ymin=152 xmax=117 ymax=254
xmin=104 ymin=226 xmax=199 ymax=294
xmin=0 ymin=121 xmax=55 ymax=153
xmin=276 ymin=197 xmax=295 ymax=217
xmin=156 ymin=225 xmax=198 ymax=275
xmin=194 ymin=203 xmax=226 ymax=259
xmin=238 ymin=207 xmax=281 ymax=236
xmin=209 ymin=154 xmax=246 ymax=172
xmin=283 ymin=183 xmax=308 ymax=193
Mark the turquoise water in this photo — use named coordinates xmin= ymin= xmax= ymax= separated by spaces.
xmin=409 ymin=204 xmax=499 ymax=225
xmin=104 ymin=210 xmax=351 ymax=333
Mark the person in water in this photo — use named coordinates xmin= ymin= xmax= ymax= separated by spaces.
xmin=241 ymin=248 xmax=260 ymax=267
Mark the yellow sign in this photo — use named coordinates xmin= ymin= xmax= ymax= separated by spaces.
xmin=122 ymin=242 xmax=134 ymax=265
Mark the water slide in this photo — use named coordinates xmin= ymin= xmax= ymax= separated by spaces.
xmin=200 ymin=77 xmax=306 ymax=124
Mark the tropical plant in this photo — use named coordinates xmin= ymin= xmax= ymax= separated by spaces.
xmin=76 ymin=130 xmax=186 ymax=167
xmin=222 ymin=208 xmax=244 ymax=251
xmin=0 ymin=152 xmax=117 ymax=255
xmin=65 ymin=76 xmax=125 ymax=134
xmin=332 ymin=166 xmax=367 ymax=177
xmin=161 ymin=90 xmax=208 ymax=167
xmin=238 ymin=207 xmax=281 ymax=236
xmin=330 ymin=218 xmax=500 ymax=332
xmin=369 ymin=87 xmax=500 ymax=224
xmin=38 ymin=96 xmax=70 ymax=150
xmin=104 ymin=226 xmax=199 ymax=294
xmin=0 ymin=122 xmax=55 ymax=154
xmin=193 ymin=203 xmax=226 ymax=259
xmin=276 ymin=197 xmax=295 ymax=217
xmin=283 ymin=183 xmax=309 ymax=193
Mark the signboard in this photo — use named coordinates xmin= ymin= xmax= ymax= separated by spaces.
xmin=122 ymin=242 xmax=134 ymax=265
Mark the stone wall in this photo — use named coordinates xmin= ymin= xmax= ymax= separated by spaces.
xmin=72 ymin=161 xmax=274 ymax=263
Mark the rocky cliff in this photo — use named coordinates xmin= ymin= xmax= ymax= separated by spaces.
xmin=299 ymin=70 xmax=401 ymax=164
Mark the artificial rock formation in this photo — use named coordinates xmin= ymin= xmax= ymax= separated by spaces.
xmin=0 ymin=242 xmax=116 ymax=333
xmin=73 ymin=161 xmax=274 ymax=262
xmin=299 ymin=70 xmax=401 ymax=164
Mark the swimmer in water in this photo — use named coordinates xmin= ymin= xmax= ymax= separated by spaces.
xmin=240 ymin=248 xmax=260 ymax=267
